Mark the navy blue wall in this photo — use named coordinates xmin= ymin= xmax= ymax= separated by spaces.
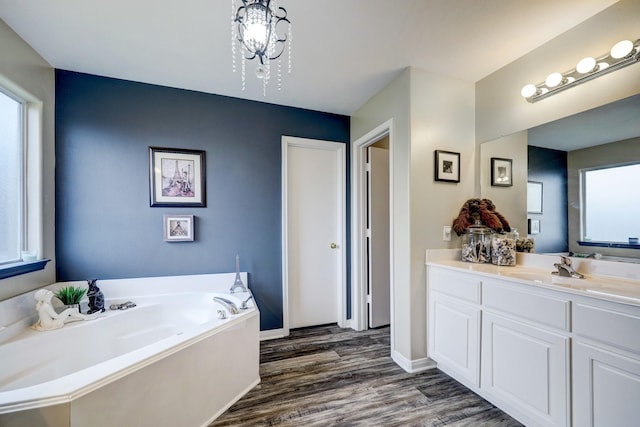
xmin=55 ymin=70 xmax=350 ymax=331
xmin=528 ymin=145 xmax=568 ymax=253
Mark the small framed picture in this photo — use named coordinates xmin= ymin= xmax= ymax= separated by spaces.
xmin=149 ymin=147 xmax=206 ymax=207
xmin=528 ymin=218 xmax=541 ymax=235
xmin=491 ymin=158 xmax=513 ymax=187
xmin=434 ymin=150 xmax=460 ymax=183
xmin=163 ymin=215 xmax=195 ymax=242
xmin=527 ymin=181 xmax=543 ymax=214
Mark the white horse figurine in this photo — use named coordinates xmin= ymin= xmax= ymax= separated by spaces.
xmin=31 ymin=289 xmax=98 ymax=331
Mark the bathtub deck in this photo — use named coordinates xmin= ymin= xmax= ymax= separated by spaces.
xmin=210 ymin=324 xmax=522 ymax=427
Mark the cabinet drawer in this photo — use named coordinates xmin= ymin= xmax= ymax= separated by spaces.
xmin=483 ymin=279 xmax=570 ymax=331
xmin=428 ymin=267 xmax=481 ymax=304
xmin=574 ymin=302 xmax=640 ymax=354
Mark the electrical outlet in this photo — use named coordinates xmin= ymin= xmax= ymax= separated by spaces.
xmin=443 ymin=226 xmax=452 ymax=241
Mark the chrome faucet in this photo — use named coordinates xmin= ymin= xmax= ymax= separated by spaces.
xmin=552 ymin=256 xmax=584 ymax=279
xmin=213 ymin=296 xmax=239 ymax=315
xmin=240 ymin=295 xmax=253 ymax=310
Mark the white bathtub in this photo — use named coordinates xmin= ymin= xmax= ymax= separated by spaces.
xmin=0 ymin=273 xmax=260 ymax=427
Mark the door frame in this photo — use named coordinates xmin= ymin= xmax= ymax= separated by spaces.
xmin=351 ymin=119 xmax=394 ymax=334
xmin=281 ymin=136 xmax=348 ymax=337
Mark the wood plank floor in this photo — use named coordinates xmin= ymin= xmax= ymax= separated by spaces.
xmin=210 ymin=324 xmax=523 ymax=427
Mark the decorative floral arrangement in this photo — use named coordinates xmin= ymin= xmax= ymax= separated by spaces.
xmin=54 ymin=285 xmax=87 ymax=306
xmin=452 ymin=198 xmax=511 ymax=236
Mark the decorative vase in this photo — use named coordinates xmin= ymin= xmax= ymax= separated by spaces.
xmin=491 ymin=229 xmax=518 ymax=266
xmin=461 ymin=221 xmax=492 ymax=263
xmin=64 ymin=304 xmax=81 ymax=314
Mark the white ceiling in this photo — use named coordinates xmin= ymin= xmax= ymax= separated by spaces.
xmin=0 ymin=0 xmax=620 ymax=115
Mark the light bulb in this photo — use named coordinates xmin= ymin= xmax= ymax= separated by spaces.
xmin=545 ymin=72 xmax=563 ymax=88
xmin=576 ymin=57 xmax=596 ymax=74
xmin=521 ymin=84 xmax=537 ymax=98
xmin=610 ymin=40 xmax=634 ymax=59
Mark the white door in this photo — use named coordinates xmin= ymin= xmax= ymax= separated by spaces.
xmin=284 ymin=137 xmax=345 ymax=330
xmin=367 ymin=146 xmax=390 ymax=328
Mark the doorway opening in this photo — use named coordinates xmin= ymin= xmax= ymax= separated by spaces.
xmin=351 ymin=119 xmax=394 ymax=342
xmin=366 ymin=139 xmax=390 ymax=329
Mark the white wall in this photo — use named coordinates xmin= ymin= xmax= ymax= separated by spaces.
xmin=476 ymin=0 xmax=640 ymax=144
xmin=408 ymin=68 xmax=475 ymax=359
xmin=351 ymin=68 xmax=413 ymax=360
xmin=0 ymin=20 xmax=56 ymax=300
xmin=351 ymin=67 xmax=475 ymax=364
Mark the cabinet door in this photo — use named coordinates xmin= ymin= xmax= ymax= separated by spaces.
xmin=573 ymin=340 xmax=640 ymax=427
xmin=481 ymin=312 xmax=570 ymax=427
xmin=428 ymin=291 xmax=480 ymax=387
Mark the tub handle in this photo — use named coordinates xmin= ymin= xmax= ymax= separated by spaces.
xmin=213 ymin=297 xmax=239 ymax=315
xmin=217 ymin=310 xmax=227 ymax=320
xmin=240 ymin=295 xmax=254 ymax=310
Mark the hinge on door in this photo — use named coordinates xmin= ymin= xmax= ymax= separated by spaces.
xmin=366 ymin=294 xmax=372 ymax=304
xmin=366 ymin=228 xmax=371 ymax=238
xmin=365 ymin=162 xmax=371 ymax=172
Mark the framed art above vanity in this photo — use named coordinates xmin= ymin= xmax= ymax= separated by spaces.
xmin=434 ymin=150 xmax=460 ymax=183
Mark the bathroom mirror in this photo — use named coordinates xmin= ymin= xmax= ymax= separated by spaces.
xmin=480 ymin=93 xmax=640 ymax=261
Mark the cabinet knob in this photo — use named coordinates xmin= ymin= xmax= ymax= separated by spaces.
xmin=330 ymin=243 xmax=338 ymax=249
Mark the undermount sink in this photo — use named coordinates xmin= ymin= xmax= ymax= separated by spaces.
xmin=585 ymin=289 xmax=639 ymax=301
xmin=503 ymin=270 xmax=599 ymax=290
xmin=499 ymin=269 xmax=640 ymax=302
xmin=500 ymin=271 xmax=560 ymax=284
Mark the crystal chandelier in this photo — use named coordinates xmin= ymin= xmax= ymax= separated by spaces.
xmin=231 ymin=0 xmax=292 ymax=96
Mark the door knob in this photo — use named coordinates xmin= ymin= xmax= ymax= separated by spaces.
xmin=330 ymin=243 xmax=338 ymax=249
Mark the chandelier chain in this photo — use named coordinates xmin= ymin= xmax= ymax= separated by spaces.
xmin=241 ymin=55 xmax=246 ymax=91
xmin=231 ymin=0 xmax=237 ymax=73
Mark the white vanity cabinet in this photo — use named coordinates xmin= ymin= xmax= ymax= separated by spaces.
xmin=572 ymin=299 xmax=640 ymax=427
xmin=481 ymin=278 xmax=571 ymax=427
xmin=427 ymin=267 xmax=481 ymax=388
xmin=427 ymin=264 xmax=640 ymax=427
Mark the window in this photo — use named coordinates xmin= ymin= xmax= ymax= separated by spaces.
xmin=581 ymin=163 xmax=640 ymax=243
xmin=0 ymin=89 xmax=24 ymax=264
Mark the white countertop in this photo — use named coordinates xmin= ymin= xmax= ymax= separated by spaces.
xmin=426 ymin=250 xmax=640 ymax=307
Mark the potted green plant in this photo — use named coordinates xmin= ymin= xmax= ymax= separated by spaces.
xmin=54 ymin=285 xmax=87 ymax=313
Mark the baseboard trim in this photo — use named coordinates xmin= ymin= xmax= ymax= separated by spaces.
xmin=260 ymin=328 xmax=288 ymax=341
xmin=392 ymin=351 xmax=437 ymax=373
xmin=338 ymin=318 xmax=352 ymax=329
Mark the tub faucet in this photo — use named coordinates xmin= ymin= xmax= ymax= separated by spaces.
xmin=213 ymin=297 xmax=239 ymax=315
xmin=552 ymin=256 xmax=584 ymax=279
xmin=240 ymin=295 xmax=253 ymax=310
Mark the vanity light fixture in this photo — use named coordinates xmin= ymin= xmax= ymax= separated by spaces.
xmin=231 ymin=0 xmax=292 ymax=96
xmin=521 ymin=38 xmax=640 ymax=103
